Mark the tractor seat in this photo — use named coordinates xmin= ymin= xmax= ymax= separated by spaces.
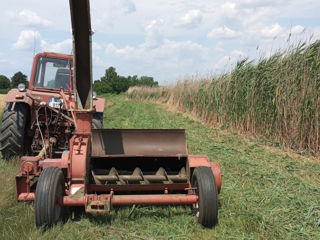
xmin=55 ymin=69 xmax=72 ymax=90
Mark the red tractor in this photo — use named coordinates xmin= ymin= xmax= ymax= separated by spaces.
xmin=9 ymin=0 xmax=222 ymax=230
xmin=0 ymin=52 xmax=105 ymax=160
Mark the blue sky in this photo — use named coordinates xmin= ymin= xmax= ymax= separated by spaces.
xmin=0 ymin=0 xmax=320 ymax=85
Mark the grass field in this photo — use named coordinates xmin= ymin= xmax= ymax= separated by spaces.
xmin=0 ymin=94 xmax=319 ymax=239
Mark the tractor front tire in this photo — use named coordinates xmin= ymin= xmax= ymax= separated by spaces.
xmin=92 ymin=112 xmax=103 ymax=129
xmin=35 ymin=167 xmax=65 ymax=229
xmin=191 ymin=166 xmax=218 ymax=228
xmin=0 ymin=102 xmax=28 ymax=160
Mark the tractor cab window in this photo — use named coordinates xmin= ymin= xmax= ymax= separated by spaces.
xmin=34 ymin=57 xmax=73 ymax=91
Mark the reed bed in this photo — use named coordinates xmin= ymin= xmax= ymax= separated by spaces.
xmin=127 ymin=40 xmax=320 ymax=155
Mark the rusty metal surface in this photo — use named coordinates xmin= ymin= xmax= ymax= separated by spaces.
xmin=188 ymin=155 xmax=222 ymax=194
xmin=87 ymin=183 xmax=190 ymax=193
xmin=93 ymin=97 xmax=105 ymax=112
xmin=210 ymin=162 xmax=222 ymax=193
xmin=112 ymin=194 xmax=198 ymax=206
xmin=69 ymin=0 xmax=92 ymax=109
xmin=91 ymin=129 xmax=188 ymax=156
xmin=60 ymin=194 xmax=198 ymax=207
xmin=17 ymin=193 xmax=35 ymax=202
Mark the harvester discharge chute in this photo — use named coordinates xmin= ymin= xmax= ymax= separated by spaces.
xmin=14 ymin=0 xmax=222 ymax=229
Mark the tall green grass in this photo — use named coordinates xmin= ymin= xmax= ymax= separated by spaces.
xmin=127 ymin=40 xmax=320 ymax=155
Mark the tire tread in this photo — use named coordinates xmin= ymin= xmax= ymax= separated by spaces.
xmin=192 ymin=166 xmax=218 ymax=228
xmin=0 ymin=102 xmax=28 ymax=160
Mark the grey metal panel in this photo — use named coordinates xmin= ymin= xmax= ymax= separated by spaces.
xmin=69 ymin=0 xmax=92 ymax=109
xmin=91 ymin=129 xmax=188 ymax=156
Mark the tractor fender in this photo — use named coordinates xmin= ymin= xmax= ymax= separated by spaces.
xmin=188 ymin=155 xmax=221 ymax=193
xmin=93 ymin=97 xmax=105 ymax=113
xmin=5 ymin=88 xmax=33 ymax=106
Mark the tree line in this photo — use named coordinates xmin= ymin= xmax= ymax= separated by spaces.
xmin=0 ymin=72 xmax=29 ymax=90
xmin=93 ymin=67 xmax=158 ymax=94
xmin=0 ymin=67 xmax=158 ymax=94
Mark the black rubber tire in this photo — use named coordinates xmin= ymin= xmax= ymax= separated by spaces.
xmin=0 ymin=102 xmax=28 ymax=160
xmin=191 ymin=166 xmax=218 ymax=228
xmin=35 ymin=167 xmax=65 ymax=229
xmin=92 ymin=112 xmax=103 ymax=129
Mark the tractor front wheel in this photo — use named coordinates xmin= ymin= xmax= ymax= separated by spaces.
xmin=191 ymin=166 xmax=218 ymax=228
xmin=35 ymin=167 xmax=65 ymax=229
xmin=92 ymin=112 xmax=103 ymax=129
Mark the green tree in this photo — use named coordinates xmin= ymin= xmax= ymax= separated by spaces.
xmin=128 ymin=75 xmax=139 ymax=86
xmin=138 ymin=76 xmax=158 ymax=87
xmin=11 ymin=72 xmax=28 ymax=88
xmin=93 ymin=80 xmax=112 ymax=94
xmin=96 ymin=67 xmax=157 ymax=94
xmin=101 ymin=67 xmax=131 ymax=94
xmin=0 ymin=75 xmax=11 ymax=89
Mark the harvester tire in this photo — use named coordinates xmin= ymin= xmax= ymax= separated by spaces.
xmin=0 ymin=102 xmax=28 ymax=160
xmin=191 ymin=166 xmax=218 ymax=228
xmin=92 ymin=112 xmax=103 ymax=129
xmin=35 ymin=167 xmax=65 ymax=229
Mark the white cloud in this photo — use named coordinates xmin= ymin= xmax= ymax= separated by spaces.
xmin=93 ymin=55 xmax=107 ymax=67
xmin=105 ymin=18 xmax=208 ymax=65
xmin=119 ymin=0 xmax=136 ymax=14
xmin=13 ymin=30 xmax=71 ymax=54
xmin=261 ymin=23 xmax=284 ymax=38
xmin=291 ymin=25 xmax=305 ymax=35
xmin=92 ymin=0 xmax=136 ymax=31
xmin=175 ymin=10 xmax=202 ymax=29
xmin=10 ymin=9 xmax=52 ymax=28
xmin=231 ymin=50 xmax=244 ymax=57
xmin=92 ymin=42 xmax=102 ymax=50
xmin=207 ymin=26 xmax=241 ymax=39
xmin=41 ymin=39 xmax=72 ymax=53
xmin=213 ymin=49 xmax=246 ymax=71
xmin=238 ymin=0 xmax=278 ymax=8
xmin=2 ymin=0 xmax=320 ymax=83
xmin=13 ymin=30 xmax=41 ymax=49
xmin=144 ymin=19 xmax=165 ymax=48
xmin=220 ymin=2 xmax=237 ymax=17
xmin=104 ymin=20 xmax=210 ymax=81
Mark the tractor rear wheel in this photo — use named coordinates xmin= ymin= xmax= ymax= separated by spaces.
xmin=0 ymin=102 xmax=28 ymax=160
xmin=92 ymin=112 xmax=103 ymax=129
xmin=35 ymin=167 xmax=65 ymax=229
xmin=191 ymin=166 xmax=218 ymax=228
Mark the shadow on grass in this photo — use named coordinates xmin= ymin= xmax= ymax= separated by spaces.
xmin=69 ymin=205 xmax=196 ymax=226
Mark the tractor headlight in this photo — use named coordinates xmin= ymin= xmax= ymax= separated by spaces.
xmin=92 ymin=91 xmax=97 ymax=100
xmin=18 ymin=83 xmax=26 ymax=92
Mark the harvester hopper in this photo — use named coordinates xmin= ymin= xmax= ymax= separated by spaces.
xmin=15 ymin=0 xmax=222 ymax=229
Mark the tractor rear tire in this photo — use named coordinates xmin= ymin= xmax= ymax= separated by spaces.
xmin=35 ymin=167 xmax=65 ymax=229
xmin=191 ymin=166 xmax=218 ymax=228
xmin=92 ymin=112 xmax=103 ymax=129
xmin=0 ymin=102 xmax=28 ymax=160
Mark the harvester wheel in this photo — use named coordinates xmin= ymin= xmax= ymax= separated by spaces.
xmin=35 ymin=167 xmax=65 ymax=229
xmin=92 ymin=112 xmax=103 ymax=129
xmin=191 ymin=166 xmax=218 ymax=228
xmin=0 ymin=102 xmax=28 ymax=160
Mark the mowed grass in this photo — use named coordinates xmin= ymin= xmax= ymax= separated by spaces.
xmin=0 ymin=94 xmax=320 ymax=239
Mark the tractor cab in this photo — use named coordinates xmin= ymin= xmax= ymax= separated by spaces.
xmin=31 ymin=52 xmax=73 ymax=92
